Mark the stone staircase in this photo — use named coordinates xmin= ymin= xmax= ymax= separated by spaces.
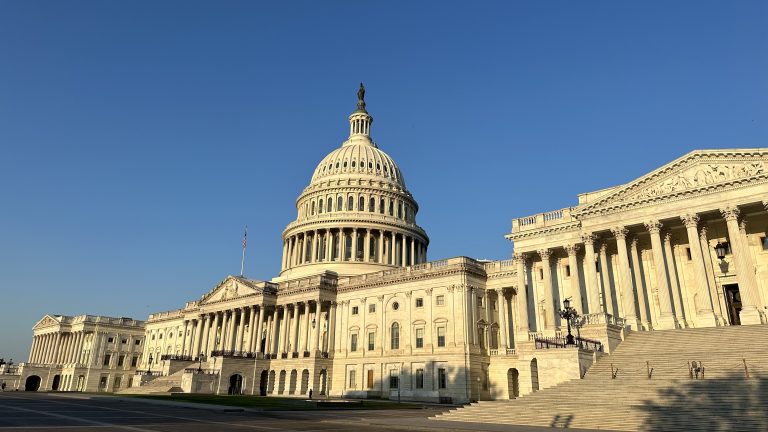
xmin=433 ymin=324 xmax=768 ymax=431
xmin=116 ymin=369 xmax=186 ymax=395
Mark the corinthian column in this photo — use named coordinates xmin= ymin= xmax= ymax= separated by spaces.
xmin=629 ymin=237 xmax=650 ymax=329
xmin=581 ymin=234 xmax=600 ymax=314
xmin=681 ymin=214 xmax=716 ymax=327
xmin=537 ymin=249 xmax=557 ymax=332
xmin=565 ymin=244 xmax=584 ymax=314
xmin=612 ymin=227 xmax=640 ymax=330
xmin=513 ymin=253 xmax=530 ymax=335
xmin=645 ymin=221 xmax=677 ymax=329
xmin=598 ymin=243 xmax=616 ymax=315
xmin=721 ymin=207 xmax=762 ymax=325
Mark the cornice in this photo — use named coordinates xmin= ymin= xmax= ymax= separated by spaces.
xmin=506 ymin=221 xmax=581 ymax=241
xmin=283 ymin=215 xmax=429 ymax=241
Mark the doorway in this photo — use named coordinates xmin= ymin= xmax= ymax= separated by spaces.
xmin=51 ymin=375 xmax=61 ymax=391
xmin=259 ymin=370 xmax=268 ymax=396
xmin=229 ymin=374 xmax=243 ymax=395
xmin=507 ymin=368 xmax=519 ymax=399
xmin=25 ymin=375 xmax=41 ymax=391
xmin=530 ymin=358 xmax=539 ymax=392
xmin=367 ymin=369 xmax=374 ymax=389
xmin=724 ymin=284 xmax=742 ymax=326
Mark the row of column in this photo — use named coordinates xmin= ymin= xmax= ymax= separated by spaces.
xmin=513 ymin=203 xmax=766 ymax=334
xmin=176 ymin=301 xmax=339 ymax=360
xmin=29 ymin=331 xmax=87 ymax=365
xmin=282 ymin=228 xmax=427 ymax=270
xmin=467 ymin=288 xmax=514 ymax=352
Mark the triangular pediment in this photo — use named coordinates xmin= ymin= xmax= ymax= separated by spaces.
xmin=199 ymin=275 xmax=265 ymax=305
xmin=33 ymin=314 xmax=61 ymax=330
xmin=574 ymin=149 xmax=768 ymax=215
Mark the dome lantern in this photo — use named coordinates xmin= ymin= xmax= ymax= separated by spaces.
xmin=348 ymin=83 xmax=373 ymax=142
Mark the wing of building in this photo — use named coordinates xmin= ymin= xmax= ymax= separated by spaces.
xmin=11 ymin=88 xmax=768 ymax=403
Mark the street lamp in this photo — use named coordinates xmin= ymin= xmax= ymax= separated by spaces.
xmin=146 ymin=354 xmax=153 ymax=375
xmin=714 ymin=241 xmax=727 ymax=261
xmin=558 ymin=297 xmax=579 ymax=346
xmin=197 ymin=352 xmax=204 ymax=372
xmin=311 ymin=318 xmax=316 ymax=329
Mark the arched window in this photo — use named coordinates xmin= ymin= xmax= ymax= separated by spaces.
xmin=390 ymin=323 xmax=400 ymax=350
xmin=348 ymin=196 xmax=354 ymax=211
xmin=311 ymin=201 xmax=316 ymax=215
xmin=352 ymin=160 xmax=356 ymax=168
xmin=369 ymin=197 xmax=375 ymax=212
xmin=318 ymin=199 xmax=323 ymax=214
xmin=359 ymin=196 xmax=365 ymax=211
xmin=389 ymin=201 xmax=394 ymax=216
xmin=337 ymin=196 xmax=343 ymax=211
xmin=380 ymin=198 xmax=385 ymax=214
xmin=404 ymin=205 xmax=408 ymax=221
xmin=327 ymin=198 xmax=332 ymax=213
xmin=397 ymin=202 xmax=402 ymax=219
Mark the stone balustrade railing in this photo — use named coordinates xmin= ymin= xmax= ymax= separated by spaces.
xmin=576 ymin=312 xmax=626 ymax=327
xmin=511 ymin=207 xmax=575 ymax=233
xmin=339 ymin=256 xmax=484 ymax=286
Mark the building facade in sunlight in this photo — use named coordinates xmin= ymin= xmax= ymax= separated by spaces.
xmin=15 ymin=88 xmax=768 ymax=402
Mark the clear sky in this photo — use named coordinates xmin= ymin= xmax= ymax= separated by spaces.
xmin=1 ymin=1 xmax=766 ymax=362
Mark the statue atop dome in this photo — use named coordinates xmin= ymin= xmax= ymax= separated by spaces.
xmin=356 ymin=82 xmax=366 ymax=112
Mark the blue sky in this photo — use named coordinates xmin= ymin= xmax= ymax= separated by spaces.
xmin=0 ymin=1 xmax=766 ymax=361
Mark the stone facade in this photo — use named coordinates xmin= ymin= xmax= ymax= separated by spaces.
xmin=17 ymin=89 xmax=768 ymax=403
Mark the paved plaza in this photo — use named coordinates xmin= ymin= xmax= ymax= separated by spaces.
xmin=0 ymin=392 xmax=606 ymax=432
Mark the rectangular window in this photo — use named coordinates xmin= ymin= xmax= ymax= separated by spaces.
xmin=369 ymin=304 xmax=376 ymax=313
xmin=352 ymin=306 xmax=359 ymax=315
xmin=477 ymin=296 xmax=483 ymax=307
xmin=121 ymin=339 xmax=127 ymax=344
xmin=415 ymin=368 xmax=424 ymax=389
xmin=117 ymin=355 xmax=125 ymax=367
xmin=415 ymin=298 xmax=424 ymax=308
xmin=762 ymin=236 xmax=768 ymax=251
xmin=349 ymin=370 xmax=356 ymax=388
xmin=389 ymin=370 xmax=399 ymax=389
xmin=131 ymin=356 xmax=138 ymax=367
xmin=103 ymin=354 xmax=111 ymax=366
xmin=350 ymin=334 xmax=358 ymax=352
xmin=436 ymin=295 xmax=445 ymax=306
xmin=368 ymin=332 xmax=375 ymax=351
xmin=107 ymin=337 xmax=114 ymax=343
xmin=415 ymin=328 xmax=424 ymax=348
xmin=565 ymin=265 xmax=571 ymax=277
xmin=135 ymin=340 xmax=141 ymax=346
xmin=438 ymin=368 xmax=447 ymax=389
xmin=437 ymin=326 xmax=446 ymax=347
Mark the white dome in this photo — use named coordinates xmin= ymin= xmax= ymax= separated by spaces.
xmin=310 ymin=142 xmax=405 ymax=187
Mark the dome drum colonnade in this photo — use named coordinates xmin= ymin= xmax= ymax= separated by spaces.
xmin=280 ymin=85 xmax=428 ymax=277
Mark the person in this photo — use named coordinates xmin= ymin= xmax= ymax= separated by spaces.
xmin=1 ymin=382 xmax=5 ymax=391
xmin=308 ymin=388 xmax=313 ymax=399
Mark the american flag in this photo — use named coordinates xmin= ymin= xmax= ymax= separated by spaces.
xmin=242 ymin=227 xmax=248 ymax=249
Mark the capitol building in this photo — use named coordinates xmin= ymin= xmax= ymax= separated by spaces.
xmin=6 ymin=87 xmax=768 ymax=406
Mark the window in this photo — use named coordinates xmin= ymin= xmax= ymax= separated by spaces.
xmin=337 ymin=196 xmax=343 ymax=211
xmin=397 ymin=202 xmax=402 ymax=218
xmin=392 ymin=302 xmax=399 ymax=311
xmin=369 ymin=197 xmax=375 ymax=212
xmin=415 ymin=368 xmax=424 ymax=389
xmin=762 ymin=236 xmax=768 ymax=251
xmin=477 ymin=296 xmax=484 ymax=307
xmin=350 ymin=334 xmax=358 ymax=352
xmin=131 ymin=356 xmax=138 ymax=367
xmin=539 ymin=268 xmax=544 ymax=280
xmin=318 ymin=199 xmax=324 ymax=214
xmin=135 ymin=340 xmax=141 ymax=346
xmin=359 ymin=196 xmax=365 ymax=211
xmin=390 ymin=323 xmax=400 ymax=349
xmin=438 ymin=368 xmax=447 ymax=389
xmin=723 ymin=242 xmax=733 ymax=255
xmin=437 ymin=326 xmax=446 ymax=347
xmin=103 ymin=354 xmax=111 ymax=366
xmin=348 ymin=196 xmax=354 ymax=211
xmin=415 ymin=328 xmax=424 ymax=348
xmin=368 ymin=332 xmax=375 ymax=351
xmin=107 ymin=337 xmax=114 ymax=343
xmin=379 ymin=198 xmax=385 ymax=214
xmin=311 ymin=201 xmax=316 ymax=215
xmin=117 ymin=355 xmax=125 ymax=367
xmin=352 ymin=306 xmax=359 ymax=315
xmin=565 ymin=265 xmax=571 ymax=277
xmin=436 ymin=295 xmax=445 ymax=306
xmin=121 ymin=339 xmax=127 ymax=344
xmin=389 ymin=370 xmax=399 ymax=389
xmin=596 ymin=261 xmax=600 ymax=272
xmin=327 ymin=199 xmax=332 ymax=212
xmin=349 ymin=370 xmax=356 ymax=388
xmin=415 ymin=298 xmax=424 ymax=308
xmin=389 ymin=201 xmax=394 ymax=216
xmin=686 ymin=247 xmax=692 ymax=260
xmin=369 ymin=304 xmax=376 ymax=313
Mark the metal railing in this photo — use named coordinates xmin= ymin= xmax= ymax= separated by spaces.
xmin=160 ymin=354 xmax=194 ymax=361
xmin=534 ymin=335 xmax=604 ymax=352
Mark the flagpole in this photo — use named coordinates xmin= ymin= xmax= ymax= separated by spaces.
xmin=240 ymin=226 xmax=247 ymax=277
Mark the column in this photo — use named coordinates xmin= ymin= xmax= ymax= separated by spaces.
xmin=538 ymin=249 xmax=557 ymax=332
xmin=513 ymin=253 xmax=530 ymax=336
xmin=663 ymin=232 xmax=686 ymax=327
xmin=629 ymin=238 xmax=650 ymax=329
xmin=255 ymin=306 xmax=265 ymax=354
xmin=328 ymin=302 xmax=337 ymax=354
xmin=498 ymin=290 xmax=509 ymax=350
xmin=180 ymin=320 xmax=190 ymax=356
xmin=310 ymin=302 xmax=321 ymax=353
xmin=280 ymin=307 xmax=290 ymax=353
xmin=721 ymin=207 xmax=761 ymax=324
xmin=325 ymin=229 xmax=332 ymax=261
xmin=410 ymin=237 xmax=416 ymax=266
xmin=200 ymin=314 xmax=211 ymax=356
xmin=301 ymin=303 xmax=310 ymax=352
xmin=313 ymin=231 xmax=320 ymax=263
xmin=699 ymin=227 xmax=724 ymax=324
xmin=390 ymin=232 xmax=397 ymax=265
xmin=291 ymin=304 xmax=301 ymax=353
xmin=469 ymin=288 xmax=478 ymax=344
xmin=29 ymin=336 xmax=38 ymax=363
xmin=192 ymin=318 xmax=203 ymax=357
xmin=581 ymin=234 xmax=601 ymax=314
xmin=401 ymin=234 xmax=407 ymax=267
xmin=247 ymin=306 xmax=257 ymax=352
xmin=220 ymin=310 xmax=231 ymax=350
xmin=52 ymin=333 xmax=61 ymax=364
xmin=645 ymin=220 xmax=677 ymax=329
xmin=364 ymin=229 xmax=371 ymax=262
xmin=611 ymin=228 xmax=640 ymax=330
xmin=351 ymin=229 xmax=358 ymax=261
xmin=598 ymin=243 xmax=615 ymax=315
xmin=378 ymin=231 xmax=385 ymax=264
xmin=565 ymin=244 xmax=584 ymax=314
xmin=209 ymin=312 xmax=221 ymax=353
xmin=236 ymin=309 xmax=246 ymax=352
xmin=282 ymin=240 xmax=288 ymax=270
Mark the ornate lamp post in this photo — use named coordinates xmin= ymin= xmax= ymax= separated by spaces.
xmin=714 ymin=241 xmax=727 ymax=261
xmin=146 ymin=354 xmax=153 ymax=375
xmin=558 ymin=297 xmax=579 ymax=346
xmin=197 ymin=352 xmax=204 ymax=372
